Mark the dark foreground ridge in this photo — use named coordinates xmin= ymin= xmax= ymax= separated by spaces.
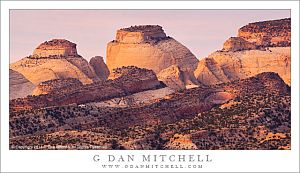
xmin=10 ymin=66 xmax=164 ymax=112
xmin=10 ymin=72 xmax=290 ymax=150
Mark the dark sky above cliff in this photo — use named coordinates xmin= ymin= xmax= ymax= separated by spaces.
xmin=10 ymin=10 xmax=290 ymax=63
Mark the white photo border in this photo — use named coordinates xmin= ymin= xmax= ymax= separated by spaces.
xmin=1 ymin=1 xmax=299 ymax=172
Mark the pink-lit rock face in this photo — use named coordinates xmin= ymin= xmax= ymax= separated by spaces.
xmin=223 ymin=37 xmax=256 ymax=51
xmin=10 ymin=39 xmax=99 ymax=85
xmin=107 ymin=25 xmax=199 ymax=74
xmin=116 ymin=25 xmax=167 ymax=44
xmin=195 ymin=18 xmax=291 ymax=86
xmin=195 ymin=47 xmax=291 ymax=86
xmin=33 ymin=39 xmax=78 ymax=57
xmin=238 ymin=18 xmax=291 ymax=47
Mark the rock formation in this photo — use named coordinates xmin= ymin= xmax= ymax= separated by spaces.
xmin=10 ymin=66 xmax=165 ymax=112
xmin=89 ymin=56 xmax=110 ymax=80
xmin=10 ymin=39 xmax=99 ymax=85
xmin=33 ymin=39 xmax=78 ymax=57
xmin=238 ymin=18 xmax=291 ymax=47
xmin=106 ymin=25 xmax=199 ymax=75
xmin=157 ymin=65 xmax=186 ymax=90
xmin=32 ymin=78 xmax=83 ymax=96
xmin=116 ymin=25 xmax=167 ymax=44
xmin=88 ymin=87 xmax=174 ymax=108
xmin=9 ymin=69 xmax=35 ymax=100
xmin=195 ymin=18 xmax=291 ymax=86
xmin=222 ymin=37 xmax=256 ymax=51
xmin=166 ymin=134 xmax=198 ymax=150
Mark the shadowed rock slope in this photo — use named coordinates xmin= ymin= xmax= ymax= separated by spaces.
xmin=9 ymin=69 xmax=35 ymax=100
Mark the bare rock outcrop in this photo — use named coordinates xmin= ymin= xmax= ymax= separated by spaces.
xmin=166 ymin=134 xmax=198 ymax=150
xmin=89 ymin=56 xmax=110 ymax=80
xmin=9 ymin=69 xmax=35 ymax=100
xmin=223 ymin=37 xmax=256 ymax=51
xmin=195 ymin=47 xmax=290 ymax=85
xmin=157 ymin=65 xmax=185 ymax=90
xmin=33 ymin=39 xmax=78 ymax=58
xmin=238 ymin=18 xmax=290 ymax=47
xmin=156 ymin=65 xmax=200 ymax=90
xmin=194 ymin=57 xmax=231 ymax=85
xmin=32 ymin=78 xmax=83 ymax=96
xmin=116 ymin=25 xmax=167 ymax=44
xmin=106 ymin=25 xmax=199 ymax=74
xmin=10 ymin=39 xmax=99 ymax=85
xmin=195 ymin=18 xmax=291 ymax=86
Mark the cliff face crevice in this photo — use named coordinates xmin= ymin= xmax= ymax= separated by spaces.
xmin=89 ymin=56 xmax=110 ymax=80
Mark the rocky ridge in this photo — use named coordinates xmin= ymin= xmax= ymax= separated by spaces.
xmin=10 ymin=66 xmax=165 ymax=112
xmin=195 ymin=18 xmax=291 ymax=86
xmin=238 ymin=18 xmax=290 ymax=47
xmin=33 ymin=39 xmax=79 ymax=58
xmin=32 ymin=78 xmax=83 ymax=96
xmin=9 ymin=72 xmax=290 ymax=150
xmin=222 ymin=37 xmax=256 ymax=51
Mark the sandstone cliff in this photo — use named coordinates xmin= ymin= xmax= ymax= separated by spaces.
xmin=195 ymin=18 xmax=291 ymax=86
xmin=10 ymin=39 xmax=99 ymax=85
xmin=9 ymin=69 xmax=35 ymax=100
xmin=238 ymin=18 xmax=290 ymax=47
xmin=106 ymin=25 xmax=199 ymax=74
xmin=89 ymin=56 xmax=110 ymax=80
